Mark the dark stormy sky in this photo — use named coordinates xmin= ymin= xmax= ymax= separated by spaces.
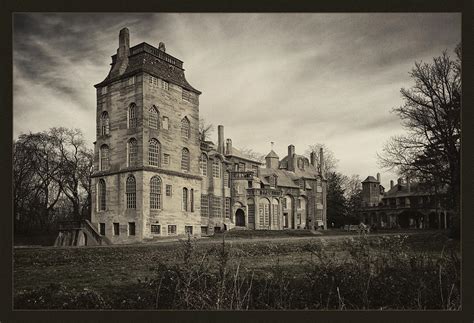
xmin=13 ymin=13 xmax=461 ymax=187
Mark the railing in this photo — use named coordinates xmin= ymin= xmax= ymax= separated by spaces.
xmin=130 ymin=43 xmax=183 ymax=68
xmin=247 ymin=188 xmax=282 ymax=197
xmin=231 ymin=171 xmax=255 ymax=180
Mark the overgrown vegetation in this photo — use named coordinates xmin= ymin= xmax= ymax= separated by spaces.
xmin=14 ymin=233 xmax=460 ymax=310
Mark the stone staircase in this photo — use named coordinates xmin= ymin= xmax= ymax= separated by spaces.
xmin=54 ymin=219 xmax=111 ymax=247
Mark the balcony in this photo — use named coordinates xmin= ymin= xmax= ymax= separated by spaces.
xmin=247 ymin=188 xmax=282 ymax=197
xmin=231 ymin=171 xmax=255 ymax=180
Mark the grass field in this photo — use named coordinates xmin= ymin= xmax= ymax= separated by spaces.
xmin=14 ymin=230 xmax=460 ymax=310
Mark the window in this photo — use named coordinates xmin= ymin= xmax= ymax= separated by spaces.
xmin=247 ymin=199 xmax=255 ymax=224
xmin=127 ymin=138 xmax=138 ymax=167
xmin=149 ymin=75 xmax=158 ymax=86
xmin=212 ymin=196 xmax=222 ymax=217
xmin=272 ymin=200 xmax=279 ymax=226
xmin=234 ymin=163 xmax=239 ymax=171
xmin=297 ymin=214 xmax=301 ymax=224
xmin=252 ymin=165 xmax=259 ymax=174
xmin=224 ymin=171 xmax=230 ymax=187
xmin=101 ymin=86 xmax=107 ymax=95
xmin=270 ymin=176 xmax=277 ymax=188
xmin=238 ymin=163 xmax=245 ymax=171
xmin=259 ymin=199 xmax=270 ymax=226
xmin=182 ymin=88 xmax=192 ymax=102
xmin=159 ymin=79 xmax=169 ymax=90
xmin=162 ymin=116 xmax=169 ymax=130
xmin=201 ymin=194 xmax=209 ymax=217
xmin=128 ymin=76 xmax=135 ymax=85
xmin=225 ymin=198 xmax=231 ymax=218
xmin=299 ymin=179 xmax=304 ymax=189
xmin=128 ymin=222 xmax=136 ymax=236
xmin=181 ymin=148 xmax=190 ymax=171
xmin=148 ymin=138 xmax=161 ymax=166
xmin=100 ymin=145 xmax=109 ymax=171
xmin=181 ymin=117 xmax=190 ymax=139
xmin=212 ymin=159 xmax=221 ymax=178
xmin=297 ymin=198 xmax=302 ymax=209
xmin=201 ymin=226 xmax=208 ymax=235
xmin=190 ymin=189 xmax=194 ymax=212
xmin=163 ymin=154 xmax=170 ymax=165
xmin=166 ymin=185 xmax=172 ymax=197
xmin=182 ymin=188 xmax=188 ymax=211
xmin=149 ymin=106 xmax=159 ymax=129
xmin=151 ymin=224 xmax=161 ymax=235
xmin=126 ymin=175 xmax=136 ymax=209
xmin=282 ymin=197 xmax=287 ymax=209
xmin=200 ymin=153 xmax=208 ymax=176
xmin=150 ymin=176 xmax=162 ymax=210
xmin=128 ymin=103 xmax=137 ymax=128
xmin=168 ymin=225 xmax=177 ymax=235
xmin=185 ymin=226 xmax=193 ymax=235
xmin=99 ymin=223 xmax=105 ymax=235
xmin=248 ymin=181 xmax=253 ymax=188
xmin=100 ymin=111 xmax=110 ymax=136
xmin=98 ymin=179 xmax=106 ymax=211
xmin=113 ymin=223 xmax=120 ymax=236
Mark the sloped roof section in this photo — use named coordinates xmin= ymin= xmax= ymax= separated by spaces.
xmin=265 ymin=150 xmax=279 ymax=158
xmin=226 ymin=146 xmax=263 ymax=164
xmin=95 ymin=42 xmax=201 ymax=94
xmin=362 ymin=176 xmax=379 ymax=183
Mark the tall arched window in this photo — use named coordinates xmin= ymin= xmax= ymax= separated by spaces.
xmin=126 ymin=175 xmax=136 ymax=209
xmin=149 ymin=138 xmax=161 ymax=166
xmin=181 ymin=117 xmax=190 ymax=139
xmin=128 ymin=103 xmax=137 ymax=128
xmin=100 ymin=144 xmax=110 ymax=171
xmin=128 ymin=138 xmax=138 ymax=167
xmin=150 ymin=176 xmax=162 ymax=210
xmin=182 ymin=188 xmax=188 ymax=211
xmin=200 ymin=153 xmax=208 ymax=176
xmin=181 ymin=148 xmax=190 ymax=171
xmin=101 ymin=111 xmax=110 ymax=135
xmin=98 ymin=179 xmax=106 ymax=211
xmin=149 ymin=106 xmax=159 ymax=129
xmin=190 ymin=189 xmax=194 ymax=212
xmin=212 ymin=159 xmax=221 ymax=178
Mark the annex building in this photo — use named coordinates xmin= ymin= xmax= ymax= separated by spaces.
xmin=88 ymin=28 xmax=327 ymax=244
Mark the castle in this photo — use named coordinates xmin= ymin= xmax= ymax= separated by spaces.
xmin=89 ymin=28 xmax=327 ymax=243
xmin=359 ymin=173 xmax=452 ymax=229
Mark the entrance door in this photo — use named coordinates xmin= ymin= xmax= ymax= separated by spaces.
xmin=236 ymin=209 xmax=245 ymax=226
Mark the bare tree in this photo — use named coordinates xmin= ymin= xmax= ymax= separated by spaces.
xmin=305 ymin=143 xmax=339 ymax=174
xmin=237 ymin=147 xmax=265 ymax=163
xmin=199 ymin=118 xmax=214 ymax=142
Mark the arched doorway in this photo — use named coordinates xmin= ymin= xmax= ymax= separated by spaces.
xmin=236 ymin=209 xmax=245 ymax=226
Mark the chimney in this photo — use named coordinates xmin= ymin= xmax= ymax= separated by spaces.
xmin=376 ymin=173 xmax=381 ymax=183
xmin=110 ymin=28 xmax=130 ymax=78
xmin=319 ymin=147 xmax=324 ymax=175
xmin=397 ymin=178 xmax=402 ymax=185
xmin=217 ymin=125 xmax=224 ymax=154
xmin=406 ymin=176 xmax=411 ymax=192
xmin=226 ymin=139 xmax=232 ymax=155
xmin=310 ymin=151 xmax=317 ymax=166
xmin=390 ymin=180 xmax=394 ymax=189
xmin=287 ymin=145 xmax=295 ymax=171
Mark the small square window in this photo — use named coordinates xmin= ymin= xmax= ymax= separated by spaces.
xmin=113 ymin=223 xmax=120 ymax=236
xmin=151 ymin=224 xmax=161 ymax=234
xmin=163 ymin=154 xmax=170 ymax=165
xmin=168 ymin=225 xmax=177 ymax=235
xmin=166 ymin=184 xmax=172 ymax=197
xmin=201 ymin=226 xmax=208 ymax=235
xmin=185 ymin=226 xmax=193 ymax=235
xmin=99 ymin=223 xmax=106 ymax=235
xmin=101 ymin=87 xmax=107 ymax=95
xmin=128 ymin=222 xmax=136 ymax=236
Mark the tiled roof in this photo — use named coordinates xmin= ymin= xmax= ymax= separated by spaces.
xmin=225 ymin=147 xmax=263 ymax=164
xmin=280 ymin=154 xmax=320 ymax=178
xmin=362 ymin=176 xmax=378 ymax=183
xmin=383 ymin=182 xmax=436 ymax=198
xmin=265 ymin=150 xmax=279 ymax=158
xmin=259 ymin=168 xmax=300 ymax=188
xmin=95 ymin=42 xmax=201 ymax=94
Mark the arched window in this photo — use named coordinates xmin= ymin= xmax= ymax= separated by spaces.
xmin=126 ymin=175 xmax=136 ymax=209
xmin=149 ymin=138 xmax=161 ymax=166
xmin=200 ymin=153 xmax=208 ymax=176
xmin=224 ymin=171 xmax=230 ymax=187
xmin=190 ymin=189 xmax=194 ymax=212
xmin=272 ymin=198 xmax=279 ymax=226
xmin=181 ymin=148 xmax=190 ymax=171
xmin=182 ymin=188 xmax=188 ymax=211
xmin=128 ymin=138 xmax=138 ymax=167
xmin=100 ymin=144 xmax=109 ymax=171
xmin=181 ymin=117 xmax=190 ymax=139
xmin=100 ymin=111 xmax=110 ymax=135
xmin=128 ymin=103 xmax=137 ymax=128
xmin=259 ymin=198 xmax=270 ymax=227
xmin=212 ymin=159 xmax=220 ymax=178
xmin=98 ymin=179 xmax=106 ymax=211
xmin=149 ymin=106 xmax=159 ymax=129
xmin=150 ymin=176 xmax=162 ymax=210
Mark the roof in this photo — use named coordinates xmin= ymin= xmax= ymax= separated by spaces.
xmin=95 ymin=42 xmax=201 ymax=94
xmin=259 ymin=168 xmax=300 ymax=188
xmin=265 ymin=150 xmax=279 ymax=158
xmin=362 ymin=176 xmax=379 ymax=183
xmin=225 ymin=146 xmax=263 ymax=164
xmin=280 ymin=154 xmax=320 ymax=178
xmin=383 ymin=182 xmax=439 ymax=198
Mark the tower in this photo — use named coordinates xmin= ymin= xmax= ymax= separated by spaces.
xmin=90 ymin=28 xmax=202 ymax=243
xmin=361 ymin=174 xmax=381 ymax=207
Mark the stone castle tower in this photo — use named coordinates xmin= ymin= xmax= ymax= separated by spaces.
xmin=90 ymin=28 xmax=203 ymax=242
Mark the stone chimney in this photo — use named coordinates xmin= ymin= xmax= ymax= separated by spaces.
xmin=319 ymin=147 xmax=324 ymax=175
xmin=217 ymin=125 xmax=224 ymax=154
xmin=110 ymin=28 xmax=130 ymax=78
xmin=310 ymin=151 xmax=317 ymax=166
xmin=406 ymin=176 xmax=411 ymax=192
xmin=287 ymin=145 xmax=296 ymax=171
xmin=376 ymin=173 xmax=381 ymax=183
xmin=390 ymin=180 xmax=394 ymax=189
xmin=225 ymin=139 xmax=232 ymax=155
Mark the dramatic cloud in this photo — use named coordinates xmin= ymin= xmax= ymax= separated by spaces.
xmin=13 ymin=13 xmax=460 ymax=187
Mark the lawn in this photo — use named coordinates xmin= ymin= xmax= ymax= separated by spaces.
xmin=14 ymin=230 xmax=460 ymax=310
